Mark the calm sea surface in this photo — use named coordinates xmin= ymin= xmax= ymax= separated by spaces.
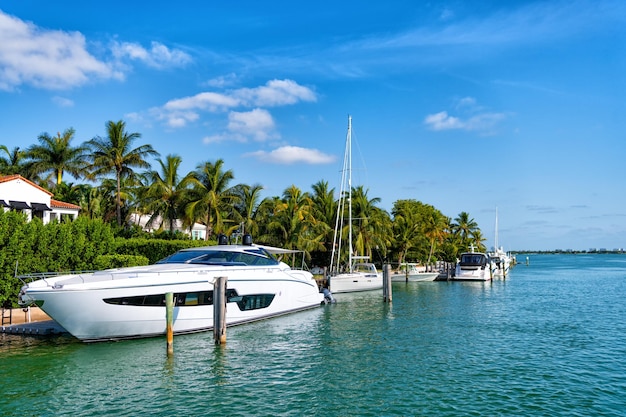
xmin=1 ymin=254 xmax=625 ymax=416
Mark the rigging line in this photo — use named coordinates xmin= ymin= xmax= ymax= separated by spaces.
xmin=347 ymin=122 xmax=371 ymax=191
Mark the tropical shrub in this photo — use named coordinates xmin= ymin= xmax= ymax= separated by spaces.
xmin=113 ymin=238 xmax=210 ymax=264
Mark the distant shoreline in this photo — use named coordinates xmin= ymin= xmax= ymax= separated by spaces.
xmin=511 ymin=250 xmax=624 ymax=255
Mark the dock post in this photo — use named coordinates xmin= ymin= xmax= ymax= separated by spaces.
xmin=165 ymin=292 xmax=174 ymax=356
xmin=213 ymin=276 xmax=227 ymax=345
xmin=383 ymin=264 xmax=392 ymax=302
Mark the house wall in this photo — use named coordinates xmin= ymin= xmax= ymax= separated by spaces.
xmin=129 ymin=213 xmax=207 ymax=240
xmin=0 ymin=176 xmax=79 ymax=224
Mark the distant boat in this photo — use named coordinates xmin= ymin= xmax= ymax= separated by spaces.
xmin=18 ymin=235 xmax=324 ymax=342
xmin=328 ymin=116 xmax=382 ymax=293
xmin=392 ymin=263 xmax=439 ymax=282
xmin=489 ymin=207 xmax=511 ymax=278
xmin=454 ymin=246 xmax=495 ymax=281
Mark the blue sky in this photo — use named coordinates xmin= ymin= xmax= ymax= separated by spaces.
xmin=1 ymin=0 xmax=625 ymax=251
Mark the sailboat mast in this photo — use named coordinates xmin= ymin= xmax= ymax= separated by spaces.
xmin=494 ymin=206 xmax=499 ymax=251
xmin=347 ymin=115 xmax=353 ymax=273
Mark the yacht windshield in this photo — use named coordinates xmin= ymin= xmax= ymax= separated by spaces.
xmin=156 ymin=247 xmax=279 ymax=266
xmin=460 ymin=254 xmax=486 ymax=266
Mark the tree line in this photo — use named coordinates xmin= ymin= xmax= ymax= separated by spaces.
xmin=1 ymin=119 xmax=488 ymax=269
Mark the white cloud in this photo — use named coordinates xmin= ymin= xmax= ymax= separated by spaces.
xmin=51 ymin=96 xmax=74 ymax=107
xmin=152 ymin=79 xmax=317 ymax=135
xmin=203 ymin=134 xmax=224 ymax=144
xmin=234 ymin=79 xmax=317 ymax=107
xmin=424 ymin=110 xmax=505 ymax=132
xmin=153 ymin=92 xmax=239 ymax=128
xmin=245 ymin=146 xmax=336 ymax=164
xmin=228 ymin=109 xmax=276 ymax=142
xmin=111 ymin=41 xmax=192 ymax=69
xmin=455 ymin=96 xmax=478 ymax=110
xmin=205 ymin=73 xmax=238 ymax=88
xmin=425 ymin=98 xmax=506 ymax=133
xmin=164 ymin=92 xmax=239 ymax=112
xmin=424 ymin=111 xmax=464 ymax=130
xmin=0 ymin=10 xmax=117 ymax=90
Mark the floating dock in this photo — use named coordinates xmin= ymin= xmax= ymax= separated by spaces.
xmin=1 ymin=320 xmax=68 ymax=336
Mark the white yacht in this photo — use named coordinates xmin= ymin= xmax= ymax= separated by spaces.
xmin=392 ymin=263 xmax=439 ymax=282
xmin=18 ymin=235 xmax=325 ymax=342
xmin=454 ymin=249 xmax=495 ymax=281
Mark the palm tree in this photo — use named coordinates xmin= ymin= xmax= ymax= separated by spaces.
xmin=1 ymin=145 xmax=25 ymax=176
xmin=142 ymin=154 xmax=191 ymax=233
xmin=266 ymin=185 xmax=323 ymax=264
xmin=350 ymin=185 xmax=389 ymax=263
xmin=85 ymin=120 xmax=159 ymax=226
xmin=423 ymin=210 xmax=449 ymax=264
xmin=390 ymin=200 xmax=423 ymax=265
xmin=451 ymin=211 xmax=480 ymax=251
xmin=53 ymin=182 xmax=87 ymax=206
xmin=186 ymin=159 xmax=238 ymax=239
xmin=25 ymin=128 xmax=87 ymax=186
xmin=231 ymin=183 xmax=266 ymax=238
xmin=309 ymin=180 xmax=336 ymax=249
xmin=470 ymin=230 xmax=488 ymax=252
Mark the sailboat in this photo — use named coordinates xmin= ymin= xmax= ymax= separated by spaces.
xmin=328 ymin=116 xmax=383 ymax=293
xmin=489 ymin=207 xmax=511 ymax=278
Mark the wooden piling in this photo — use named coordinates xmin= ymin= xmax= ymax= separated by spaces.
xmin=383 ymin=264 xmax=392 ymax=302
xmin=213 ymin=276 xmax=227 ymax=345
xmin=165 ymin=292 xmax=174 ymax=356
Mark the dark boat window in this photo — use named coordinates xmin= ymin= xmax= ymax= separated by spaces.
xmin=235 ymin=294 xmax=275 ymax=311
xmin=460 ymin=254 xmax=486 ymax=266
xmin=104 ymin=289 xmax=239 ymax=307
xmin=156 ymin=248 xmax=279 ymax=266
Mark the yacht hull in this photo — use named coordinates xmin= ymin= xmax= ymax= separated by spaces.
xmin=329 ymin=272 xmax=383 ymax=293
xmin=391 ymin=272 xmax=439 ymax=282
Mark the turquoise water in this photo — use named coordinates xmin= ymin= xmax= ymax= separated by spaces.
xmin=1 ymin=254 xmax=625 ymax=416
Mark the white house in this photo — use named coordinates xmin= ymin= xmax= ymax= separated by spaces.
xmin=128 ymin=213 xmax=207 ymax=240
xmin=0 ymin=174 xmax=80 ymax=223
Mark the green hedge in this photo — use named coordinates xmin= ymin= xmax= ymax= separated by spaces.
xmin=0 ymin=212 xmax=116 ymax=308
xmin=113 ymin=238 xmax=211 ymax=264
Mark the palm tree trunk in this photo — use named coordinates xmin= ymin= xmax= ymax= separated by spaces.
xmin=116 ymin=169 xmax=122 ymax=227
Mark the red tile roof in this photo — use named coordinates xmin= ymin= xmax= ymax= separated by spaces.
xmin=50 ymin=199 xmax=81 ymax=210
xmin=0 ymin=175 xmax=80 ymax=210
xmin=0 ymin=174 xmax=53 ymax=196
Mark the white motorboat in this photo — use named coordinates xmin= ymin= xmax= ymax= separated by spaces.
xmin=454 ymin=249 xmax=495 ymax=281
xmin=328 ymin=116 xmax=382 ymax=293
xmin=18 ymin=235 xmax=325 ymax=342
xmin=392 ymin=263 xmax=439 ymax=282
